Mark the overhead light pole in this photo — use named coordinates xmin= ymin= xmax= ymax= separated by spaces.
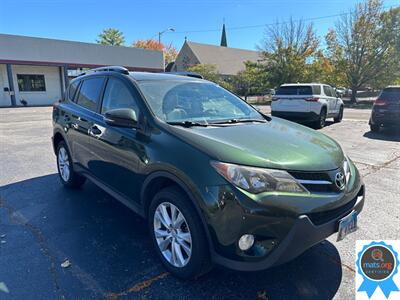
xmin=158 ymin=28 xmax=175 ymax=44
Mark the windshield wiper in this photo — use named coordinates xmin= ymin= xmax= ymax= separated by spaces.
xmin=210 ymin=118 xmax=267 ymax=125
xmin=166 ymin=121 xmax=209 ymax=127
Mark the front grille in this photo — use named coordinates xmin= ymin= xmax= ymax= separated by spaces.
xmin=289 ymin=171 xmax=331 ymax=182
xmin=301 ymin=183 xmax=337 ymax=193
xmin=288 ymin=170 xmax=337 ymax=193
xmin=307 ymin=197 xmax=357 ymax=226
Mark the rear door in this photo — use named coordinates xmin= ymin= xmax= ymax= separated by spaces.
xmin=329 ymin=86 xmax=340 ymax=113
xmin=69 ymin=76 xmax=105 ymax=170
xmin=323 ymin=85 xmax=335 ymax=114
xmin=273 ymin=85 xmax=312 ymax=112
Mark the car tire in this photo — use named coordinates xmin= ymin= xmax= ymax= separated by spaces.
xmin=148 ymin=186 xmax=212 ymax=279
xmin=370 ymin=124 xmax=380 ymax=132
xmin=334 ymin=106 xmax=344 ymax=123
xmin=56 ymin=141 xmax=86 ymax=188
xmin=314 ymin=107 xmax=327 ymax=129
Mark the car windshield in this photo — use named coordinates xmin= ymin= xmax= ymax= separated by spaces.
xmin=137 ymin=80 xmax=264 ymax=124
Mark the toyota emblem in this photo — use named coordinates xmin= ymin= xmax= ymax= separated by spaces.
xmin=335 ymin=172 xmax=346 ymax=190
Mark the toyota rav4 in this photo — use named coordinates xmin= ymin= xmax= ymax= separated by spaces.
xmin=52 ymin=67 xmax=364 ymax=279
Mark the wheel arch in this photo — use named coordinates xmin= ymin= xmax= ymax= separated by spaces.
xmin=320 ymin=104 xmax=328 ymax=113
xmin=140 ymin=171 xmax=214 ymax=252
xmin=52 ymin=130 xmax=66 ymax=154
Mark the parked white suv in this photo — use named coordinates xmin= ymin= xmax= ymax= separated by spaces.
xmin=271 ymin=83 xmax=344 ymax=128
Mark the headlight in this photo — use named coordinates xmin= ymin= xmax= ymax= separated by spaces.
xmin=211 ymin=161 xmax=308 ymax=194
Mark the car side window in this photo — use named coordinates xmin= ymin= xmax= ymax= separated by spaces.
xmin=101 ymin=77 xmax=139 ymax=115
xmin=323 ymin=86 xmax=332 ymax=97
xmin=68 ymin=80 xmax=80 ymax=102
xmin=330 ymin=87 xmax=337 ymax=97
xmin=312 ymin=85 xmax=321 ymax=95
xmin=76 ymin=77 xmax=104 ymax=111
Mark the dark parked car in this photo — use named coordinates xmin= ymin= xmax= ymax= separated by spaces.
xmin=369 ymin=86 xmax=400 ymax=132
xmin=52 ymin=66 xmax=365 ymax=279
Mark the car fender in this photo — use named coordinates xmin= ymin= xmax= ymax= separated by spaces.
xmin=52 ymin=127 xmax=70 ymax=154
xmin=140 ymin=169 xmax=215 ymax=252
xmin=319 ymin=103 xmax=328 ymax=114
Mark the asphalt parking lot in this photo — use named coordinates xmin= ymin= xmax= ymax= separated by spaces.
xmin=1 ymin=106 xmax=399 ymax=300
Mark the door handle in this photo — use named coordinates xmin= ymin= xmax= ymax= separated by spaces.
xmin=88 ymin=125 xmax=102 ymax=137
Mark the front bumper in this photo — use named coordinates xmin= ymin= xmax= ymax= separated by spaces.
xmin=212 ymin=186 xmax=365 ymax=271
xmin=199 ymin=162 xmax=365 ymax=272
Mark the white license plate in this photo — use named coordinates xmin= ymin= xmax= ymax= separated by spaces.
xmin=337 ymin=210 xmax=357 ymax=241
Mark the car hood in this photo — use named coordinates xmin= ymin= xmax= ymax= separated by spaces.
xmin=166 ymin=117 xmax=344 ymax=171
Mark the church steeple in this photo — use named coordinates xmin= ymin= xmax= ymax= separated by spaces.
xmin=220 ymin=23 xmax=227 ymax=47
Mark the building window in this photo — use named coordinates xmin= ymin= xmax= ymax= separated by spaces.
xmin=17 ymin=74 xmax=46 ymax=92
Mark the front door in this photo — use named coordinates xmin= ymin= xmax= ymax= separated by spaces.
xmin=88 ymin=76 xmax=144 ymax=202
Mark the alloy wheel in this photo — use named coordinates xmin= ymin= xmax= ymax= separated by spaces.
xmin=153 ymin=202 xmax=192 ymax=268
xmin=58 ymin=147 xmax=70 ymax=182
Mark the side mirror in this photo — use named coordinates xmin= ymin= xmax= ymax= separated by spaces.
xmin=104 ymin=108 xmax=137 ymax=128
xmin=3 ymin=87 xmax=9 ymax=92
xmin=336 ymin=91 xmax=341 ymax=98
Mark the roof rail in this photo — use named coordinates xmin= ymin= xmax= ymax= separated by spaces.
xmin=165 ymin=72 xmax=203 ymax=79
xmin=78 ymin=66 xmax=129 ymax=76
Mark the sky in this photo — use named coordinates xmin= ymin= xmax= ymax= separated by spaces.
xmin=0 ymin=0 xmax=399 ymax=51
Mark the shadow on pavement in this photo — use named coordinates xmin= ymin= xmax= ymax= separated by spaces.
xmin=363 ymin=128 xmax=400 ymax=142
xmin=0 ymin=174 xmax=343 ymax=300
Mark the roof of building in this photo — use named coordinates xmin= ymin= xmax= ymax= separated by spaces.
xmin=185 ymin=41 xmax=260 ymax=75
xmin=0 ymin=34 xmax=164 ymax=71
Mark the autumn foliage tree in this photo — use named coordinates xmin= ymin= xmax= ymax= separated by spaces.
xmin=259 ymin=18 xmax=320 ymax=87
xmin=132 ymin=39 xmax=177 ymax=67
xmin=326 ymin=0 xmax=400 ymax=102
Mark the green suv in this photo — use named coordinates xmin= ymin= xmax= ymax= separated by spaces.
xmin=52 ymin=66 xmax=365 ymax=279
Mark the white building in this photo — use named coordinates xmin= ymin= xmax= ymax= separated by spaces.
xmin=0 ymin=34 xmax=164 ymax=107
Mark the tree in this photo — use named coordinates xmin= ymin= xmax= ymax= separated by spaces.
xmin=186 ymin=64 xmax=234 ymax=91
xmin=327 ymin=0 xmax=400 ymax=102
xmin=232 ymin=61 xmax=269 ymax=99
xmin=186 ymin=64 xmax=220 ymax=82
xmin=306 ymin=50 xmax=346 ymax=87
xmin=259 ymin=18 xmax=319 ymax=87
xmin=132 ymin=39 xmax=178 ymax=67
xmin=96 ymin=28 xmax=125 ymax=46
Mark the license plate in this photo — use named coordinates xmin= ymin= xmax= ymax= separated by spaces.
xmin=337 ymin=210 xmax=357 ymax=241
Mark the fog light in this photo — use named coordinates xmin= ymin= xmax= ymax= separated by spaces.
xmin=238 ymin=234 xmax=255 ymax=251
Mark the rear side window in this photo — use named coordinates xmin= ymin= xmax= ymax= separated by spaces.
xmin=76 ymin=77 xmax=104 ymax=111
xmin=312 ymin=85 xmax=321 ymax=95
xmin=68 ymin=80 xmax=79 ymax=101
xmin=101 ymin=78 xmax=139 ymax=114
xmin=380 ymin=88 xmax=400 ymax=101
xmin=276 ymin=86 xmax=313 ymax=95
